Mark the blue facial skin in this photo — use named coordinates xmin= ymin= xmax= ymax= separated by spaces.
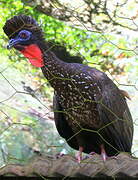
xmin=7 ymin=30 xmax=32 ymax=49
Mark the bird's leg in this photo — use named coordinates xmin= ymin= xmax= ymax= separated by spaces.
xmin=100 ymin=144 xmax=107 ymax=161
xmin=100 ymin=144 xmax=118 ymax=161
xmin=75 ymin=146 xmax=83 ymax=163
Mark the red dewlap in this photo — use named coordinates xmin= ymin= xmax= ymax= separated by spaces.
xmin=21 ymin=44 xmax=44 ymax=67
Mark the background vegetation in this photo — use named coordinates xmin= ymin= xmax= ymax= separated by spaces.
xmin=0 ymin=0 xmax=138 ymax=166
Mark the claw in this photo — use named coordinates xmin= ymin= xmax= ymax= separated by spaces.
xmin=56 ymin=152 xmax=64 ymax=159
xmin=89 ymin=151 xmax=96 ymax=156
xmin=83 ymin=151 xmax=96 ymax=160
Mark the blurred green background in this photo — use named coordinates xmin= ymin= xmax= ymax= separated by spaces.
xmin=0 ymin=0 xmax=138 ymax=166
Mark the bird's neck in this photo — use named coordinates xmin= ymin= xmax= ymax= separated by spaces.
xmin=39 ymin=41 xmax=68 ymax=89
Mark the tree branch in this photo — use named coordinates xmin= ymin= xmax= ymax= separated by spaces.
xmin=21 ymin=0 xmax=138 ymax=32
xmin=0 ymin=153 xmax=138 ymax=178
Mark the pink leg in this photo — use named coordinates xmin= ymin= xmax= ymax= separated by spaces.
xmin=100 ymin=144 xmax=108 ymax=161
xmin=75 ymin=146 xmax=83 ymax=163
xmin=100 ymin=144 xmax=118 ymax=161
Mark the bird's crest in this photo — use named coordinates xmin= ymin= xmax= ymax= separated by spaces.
xmin=3 ymin=15 xmax=43 ymax=39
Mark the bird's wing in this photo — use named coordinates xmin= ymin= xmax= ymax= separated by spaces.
xmin=93 ymin=73 xmax=133 ymax=152
xmin=53 ymin=93 xmax=78 ymax=150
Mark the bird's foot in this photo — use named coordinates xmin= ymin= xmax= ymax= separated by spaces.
xmin=89 ymin=151 xmax=96 ymax=156
xmin=106 ymin=155 xmax=118 ymax=160
xmin=75 ymin=152 xmax=82 ymax=163
xmin=83 ymin=151 xmax=96 ymax=160
xmin=55 ymin=152 xmax=65 ymax=159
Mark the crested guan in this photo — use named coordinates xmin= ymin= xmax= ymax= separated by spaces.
xmin=3 ymin=15 xmax=133 ymax=162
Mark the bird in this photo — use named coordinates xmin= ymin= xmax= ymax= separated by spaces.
xmin=3 ymin=15 xmax=133 ymax=162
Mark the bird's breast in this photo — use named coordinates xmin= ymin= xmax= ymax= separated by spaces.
xmin=43 ymin=62 xmax=102 ymax=131
xmin=54 ymin=79 xmax=101 ymax=131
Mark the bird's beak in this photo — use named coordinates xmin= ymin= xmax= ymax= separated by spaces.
xmin=7 ymin=38 xmax=20 ymax=49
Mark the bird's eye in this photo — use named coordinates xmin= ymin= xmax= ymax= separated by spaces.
xmin=19 ymin=32 xmax=28 ymax=39
xmin=18 ymin=30 xmax=31 ymax=40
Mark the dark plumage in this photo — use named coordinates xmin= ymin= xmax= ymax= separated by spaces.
xmin=3 ymin=15 xmax=133 ymax=161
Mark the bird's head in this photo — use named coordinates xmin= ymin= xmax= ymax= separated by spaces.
xmin=3 ymin=15 xmax=44 ymax=67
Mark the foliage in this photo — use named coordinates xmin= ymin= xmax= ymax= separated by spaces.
xmin=1 ymin=0 xmax=137 ymax=75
